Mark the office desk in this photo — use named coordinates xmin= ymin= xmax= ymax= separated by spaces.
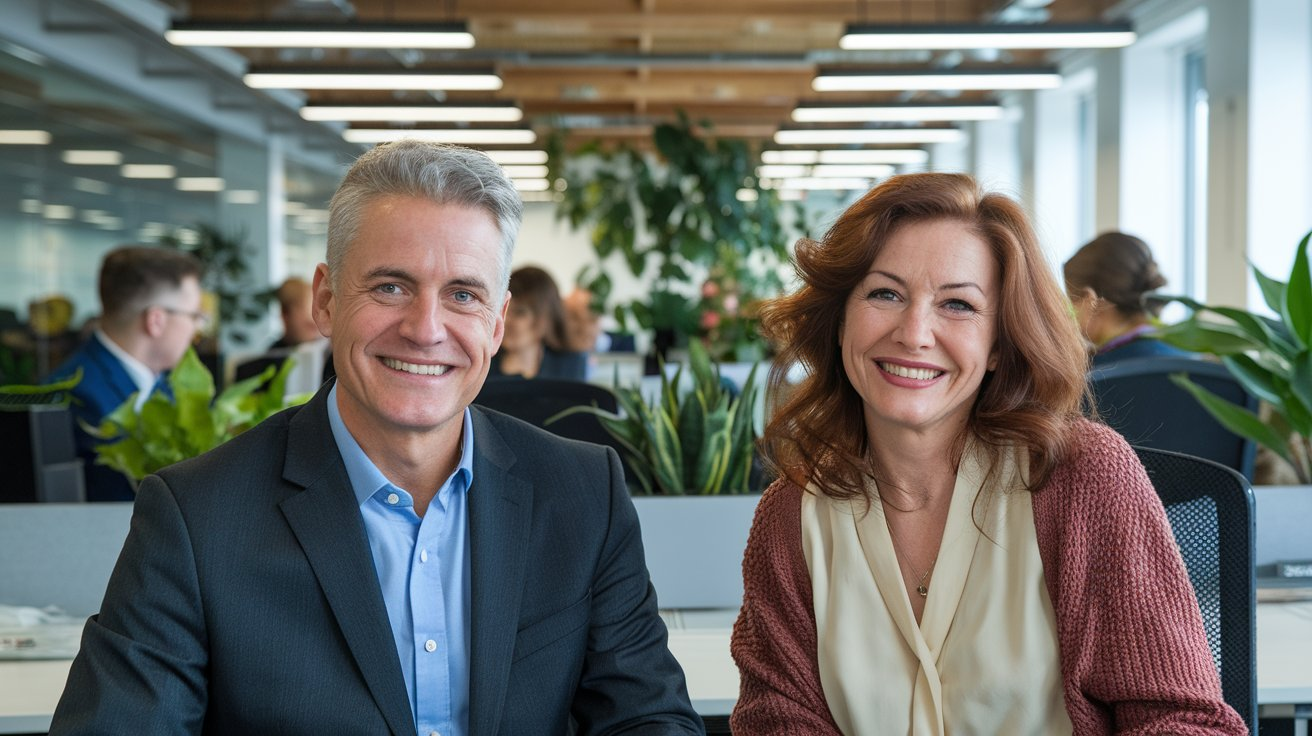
xmin=6 ymin=603 xmax=1310 ymax=734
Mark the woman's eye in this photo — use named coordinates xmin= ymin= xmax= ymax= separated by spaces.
xmin=866 ymin=288 xmax=898 ymax=302
xmin=944 ymin=299 xmax=976 ymax=313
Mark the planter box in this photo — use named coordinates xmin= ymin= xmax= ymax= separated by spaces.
xmin=634 ymin=494 xmax=759 ymax=610
xmin=1254 ymin=485 xmax=1312 ymax=568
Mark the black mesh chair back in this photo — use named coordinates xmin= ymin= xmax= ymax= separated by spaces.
xmin=1090 ymin=357 xmax=1258 ymax=480
xmin=473 ymin=378 xmax=622 ymax=449
xmin=1134 ymin=445 xmax=1257 ymax=734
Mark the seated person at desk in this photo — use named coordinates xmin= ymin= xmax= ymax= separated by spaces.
xmin=1062 ymin=232 xmax=1190 ymax=365
xmin=730 ymin=173 xmax=1245 ymax=736
xmin=45 ymin=246 xmax=205 ymax=502
xmin=234 ymin=276 xmax=333 ymax=387
xmin=489 ymin=266 xmax=587 ymax=381
xmin=50 ymin=140 xmax=701 ymax=736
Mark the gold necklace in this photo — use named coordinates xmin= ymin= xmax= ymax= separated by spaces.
xmin=884 ymin=513 xmax=937 ymax=597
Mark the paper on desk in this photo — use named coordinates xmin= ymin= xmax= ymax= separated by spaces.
xmin=0 ymin=604 xmax=83 ymax=659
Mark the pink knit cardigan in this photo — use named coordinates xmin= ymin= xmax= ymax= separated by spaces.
xmin=730 ymin=419 xmax=1248 ymax=736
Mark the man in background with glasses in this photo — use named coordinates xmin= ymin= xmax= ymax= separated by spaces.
xmin=45 ymin=245 xmax=205 ymax=502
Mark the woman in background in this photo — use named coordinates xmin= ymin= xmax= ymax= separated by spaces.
xmin=490 ymin=265 xmax=587 ymax=381
xmin=1063 ymin=232 xmax=1190 ymax=364
xmin=730 ymin=173 xmax=1245 ymax=736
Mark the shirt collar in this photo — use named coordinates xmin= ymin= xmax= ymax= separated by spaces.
xmin=325 ymin=382 xmax=475 ymax=509
xmin=94 ymin=328 xmax=160 ymax=409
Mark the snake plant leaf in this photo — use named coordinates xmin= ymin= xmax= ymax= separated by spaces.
xmin=1149 ymin=295 xmax=1295 ymax=359
xmin=1171 ymin=373 xmax=1294 ymax=467
xmin=678 ymin=389 xmax=707 ymax=489
xmin=692 ymin=403 xmax=731 ymax=494
xmin=645 ymin=403 xmax=685 ymax=494
xmin=1154 ymin=319 xmax=1266 ymax=355
xmin=1221 ymin=353 xmax=1286 ymax=406
xmin=1285 ymin=231 xmax=1311 ymax=348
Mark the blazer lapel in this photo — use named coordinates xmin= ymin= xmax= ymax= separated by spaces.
xmin=467 ymin=407 xmax=533 ymax=736
xmin=277 ymin=388 xmax=416 ymax=736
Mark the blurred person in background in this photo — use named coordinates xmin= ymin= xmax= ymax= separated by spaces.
xmin=1063 ymin=232 xmax=1190 ymax=365
xmin=45 ymin=245 xmax=205 ymax=501
xmin=489 ymin=266 xmax=587 ymax=381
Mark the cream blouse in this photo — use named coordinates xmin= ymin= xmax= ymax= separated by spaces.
xmin=800 ymin=442 xmax=1073 ymax=735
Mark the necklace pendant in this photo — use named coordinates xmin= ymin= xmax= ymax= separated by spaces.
xmin=916 ymin=584 xmax=928 ymax=597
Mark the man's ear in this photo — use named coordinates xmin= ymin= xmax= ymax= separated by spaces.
xmin=141 ymin=305 xmax=167 ymax=338
xmin=311 ymin=263 xmax=334 ymax=337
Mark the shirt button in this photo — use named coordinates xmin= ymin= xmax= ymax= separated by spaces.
xmin=424 ymin=639 xmax=437 ymax=653
xmin=386 ymin=493 xmax=399 ymax=505
xmin=420 ymin=549 xmax=429 ymax=563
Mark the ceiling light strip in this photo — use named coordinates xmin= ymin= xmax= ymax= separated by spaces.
xmin=813 ymin=70 xmax=1061 ymax=92
xmin=244 ymin=71 xmax=502 ymax=91
xmin=762 ymin=149 xmax=929 ymax=165
xmin=166 ymin=22 xmax=474 ymax=50
xmin=774 ymin=129 xmax=960 ymax=145
xmin=300 ymin=105 xmax=522 ymax=122
xmin=840 ymin=23 xmax=1136 ymax=50
xmin=343 ymin=129 xmax=537 ymax=145
xmin=792 ymin=104 xmax=1003 ymax=122
xmin=0 ymin=130 xmax=51 ymax=145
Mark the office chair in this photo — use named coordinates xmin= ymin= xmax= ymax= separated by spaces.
xmin=473 ymin=378 xmax=623 ymax=450
xmin=1090 ymin=357 xmax=1258 ymax=480
xmin=1134 ymin=445 xmax=1257 ymax=734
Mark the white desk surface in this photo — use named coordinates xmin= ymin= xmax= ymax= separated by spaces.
xmin=5 ymin=603 xmax=1310 ymax=734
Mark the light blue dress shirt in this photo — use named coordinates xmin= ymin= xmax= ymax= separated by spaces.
xmin=326 ymin=384 xmax=472 ymax=736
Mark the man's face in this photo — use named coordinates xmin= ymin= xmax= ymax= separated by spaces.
xmin=313 ymin=196 xmax=508 ymax=451
xmin=150 ymin=275 xmax=204 ymax=373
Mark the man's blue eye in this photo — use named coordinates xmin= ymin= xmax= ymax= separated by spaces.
xmin=453 ymin=290 xmax=474 ymax=303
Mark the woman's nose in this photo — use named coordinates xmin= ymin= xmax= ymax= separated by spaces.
xmin=894 ymin=305 xmax=935 ymax=349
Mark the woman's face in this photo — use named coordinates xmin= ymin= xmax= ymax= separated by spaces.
xmin=841 ymin=218 xmax=1001 ymax=443
xmin=501 ymin=298 xmax=546 ymax=353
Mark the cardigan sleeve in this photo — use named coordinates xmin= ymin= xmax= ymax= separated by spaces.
xmin=729 ymin=479 xmax=842 ymax=736
xmin=1038 ymin=421 xmax=1248 ymax=736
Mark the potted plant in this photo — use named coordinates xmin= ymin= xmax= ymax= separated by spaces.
xmin=547 ymin=114 xmax=800 ymax=365
xmin=1151 ymin=230 xmax=1311 ymax=571
xmin=550 ymin=339 xmax=765 ymax=608
xmin=86 ymin=348 xmax=309 ymax=485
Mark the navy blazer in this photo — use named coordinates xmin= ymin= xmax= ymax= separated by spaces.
xmin=45 ymin=335 xmax=152 ymax=502
xmin=50 ymin=386 xmax=702 ymax=735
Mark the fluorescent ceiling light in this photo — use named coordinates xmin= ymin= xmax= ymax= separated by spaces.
xmin=300 ymin=104 xmax=522 ymax=122
xmin=736 ymin=188 xmax=759 ymax=202
xmin=122 ymin=164 xmax=177 ymax=179
xmin=176 ymin=177 xmax=226 ymax=192
xmin=19 ymin=199 xmax=43 ymax=214
xmin=814 ymin=69 xmax=1061 ymax=91
xmin=482 ymin=150 xmax=548 ymax=165
xmin=245 ymin=70 xmax=501 ymax=91
xmin=73 ymin=177 xmax=111 ymax=194
xmin=762 ymin=149 xmax=928 ymax=165
xmin=792 ymin=103 xmax=1003 ymax=122
xmin=343 ymin=128 xmax=536 ymax=145
xmin=840 ymin=23 xmax=1136 ymax=50
xmin=512 ymin=178 xmax=551 ymax=192
xmin=775 ymin=129 xmax=961 ymax=145
xmin=62 ymin=149 xmax=122 ymax=165
xmin=166 ymin=21 xmax=474 ymax=49
xmin=0 ymin=130 xmax=51 ymax=145
xmin=500 ymin=165 xmax=549 ymax=179
xmin=225 ymin=189 xmax=261 ymax=204
xmin=759 ymin=164 xmax=896 ymax=179
xmin=761 ymin=177 xmax=875 ymax=192
xmin=42 ymin=204 xmax=75 ymax=220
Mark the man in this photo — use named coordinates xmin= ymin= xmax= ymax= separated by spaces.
xmin=45 ymin=246 xmax=206 ymax=502
xmin=51 ymin=141 xmax=703 ymax=735
xmin=234 ymin=276 xmax=332 ymax=389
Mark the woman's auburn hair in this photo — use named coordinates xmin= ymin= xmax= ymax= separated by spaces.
xmin=759 ymin=172 xmax=1090 ymax=499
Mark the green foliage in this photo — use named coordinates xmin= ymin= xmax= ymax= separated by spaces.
xmin=86 ymin=348 xmax=310 ymax=483
xmin=0 ymin=370 xmax=81 ymax=411
xmin=549 ymin=339 xmax=762 ymax=495
xmin=1151 ymin=230 xmax=1312 ymax=483
xmin=547 ymin=114 xmax=798 ymax=359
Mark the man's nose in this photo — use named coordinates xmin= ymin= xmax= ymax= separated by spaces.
xmin=399 ymin=293 xmax=447 ymax=345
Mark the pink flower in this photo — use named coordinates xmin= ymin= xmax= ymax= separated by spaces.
xmin=723 ymin=294 xmax=739 ymax=315
xmin=701 ymin=310 xmax=721 ymax=330
xmin=701 ymin=280 xmax=720 ymax=299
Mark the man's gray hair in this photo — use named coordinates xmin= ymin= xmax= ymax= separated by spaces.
xmin=326 ymin=140 xmax=523 ymax=297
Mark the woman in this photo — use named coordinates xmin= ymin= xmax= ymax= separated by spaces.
xmin=490 ymin=266 xmax=587 ymax=381
xmin=730 ymin=173 xmax=1245 ymax=736
xmin=1063 ymin=232 xmax=1189 ymax=364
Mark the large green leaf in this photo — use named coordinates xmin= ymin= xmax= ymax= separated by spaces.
xmin=1171 ymin=373 xmax=1294 ymax=467
xmin=1286 ymin=231 xmax=1312 ymax=348
xmin=1151 ymin=295 xmax=1295 ymax=359
xmin=1153 ymin=319 xmax=1265 ymax=355
xmin=1221 ymin=353 xmax=1285 ymax=405
xmin=1252 ymin=263 xmax=1289 ymax=319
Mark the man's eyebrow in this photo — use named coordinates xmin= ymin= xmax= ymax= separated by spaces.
xmin=868 ymin=270 xmax=984 ymax=294
xmin=362 ymin=268 xmax=491 ymax=292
